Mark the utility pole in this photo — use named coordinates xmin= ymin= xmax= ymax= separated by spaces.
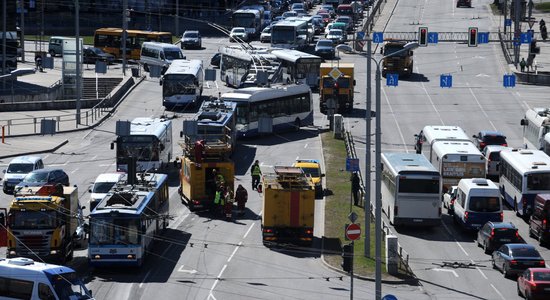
xmin=364 ymin=34 xmax=371 ymax=259
xmin=75 ymin=0 xmax=81 ymax=126
xmin=513 ymin=0 xmax=521 ymax=66
xmin=19 ymin=0 xmax=24 ymax=62
xmin=123 ymin=0 xmax=127 ymax=76
xmin=2 ymin=0 xmax=6 ymax=76
xmin=175 ymin=0 xmax=179 ymax=37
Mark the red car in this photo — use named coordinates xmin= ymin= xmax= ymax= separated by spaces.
xmin=517 ymin=268 xmax=550 ymax=300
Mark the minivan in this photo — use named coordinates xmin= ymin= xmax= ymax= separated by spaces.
xmin=48 ymin=36 xmax=82 ymax=57
xmin=453 ymin=178 xmax=503 ymax=230
xmin=482 ymin=145 xmax=511 ymax=181
xmin=2 ymin=156 xmax=44 ymax=194
xmin=529 ymin=193 xmax=550 ymax=245
xmin=140 ymin=42 xmax=186 ymax=74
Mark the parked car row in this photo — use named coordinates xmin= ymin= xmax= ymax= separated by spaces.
xmin=1 ymin=156 xmax=70 ymax=195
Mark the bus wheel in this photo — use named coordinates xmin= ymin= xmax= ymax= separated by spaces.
xmin=294 ymin=118 xmax=301 ymax=131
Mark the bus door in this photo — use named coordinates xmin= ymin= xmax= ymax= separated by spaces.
xmin=0 ymin=208 xmax=7 ymax=247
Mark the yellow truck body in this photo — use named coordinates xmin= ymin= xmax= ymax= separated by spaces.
xmin=7 ymin=185 xmax=85 ymax=264
xmin=261 ymin=166 xmax=315 ymax=245
xmin=319 ymin=62 xmax=355 ymax=114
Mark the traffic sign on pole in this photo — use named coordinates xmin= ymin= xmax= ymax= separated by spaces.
xmin=440 ymin=74 xmax=452 ymax=88
xmin=386 ymin=73 xmax=398 ymax=86
xmin=346 ymin=223 xmax=361 ymax=241
xmin=373 ymin=32 xmax=384 ymax=43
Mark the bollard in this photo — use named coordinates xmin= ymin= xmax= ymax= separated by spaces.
xmin=1 ymin=125 xmax=4 ymax=143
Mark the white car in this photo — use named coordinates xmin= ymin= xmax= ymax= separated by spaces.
xmin=443 ymin=186 xmax=458 ymax=215
xmin=260 ymin=26 xmax=272 ymax=43
xmin=326 ymin=29 xmax=345 ymax=44
xmin=229 ymin=27 xmax=249 ymax=43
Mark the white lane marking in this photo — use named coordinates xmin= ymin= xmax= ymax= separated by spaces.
xmin=433 ymin=268 xmax=459 ymax=277
xmin=209 ymin=264 xmax=227 ymax=294
xmin=244 ymin=222 xmax=256 ymax=239
xmin=70 ymin=168 xmax=79 ymax=174
xmin=382 ymin=87 xmax=408 ymax=152
xmin=177 ymin=265 xmax=198 ymax=274
xmin=304 ymin=143 xmax=308 ymax=148
xmin=99 ymin=164 xmax=112 ymax=167
xmin=227 ymin=242 xmax=242 ymax=263
xmin=441 ymin=221 xmax=469 ymax=256
xmin=467 ymin=85 xmax=497 ymax=131
xmin=471 ymin=259 xmax=487 ymax=279
xmin=139 ymin=270 xmax=151 ymax=288
xmin=490 ymin=284 xmax=506 ymax=300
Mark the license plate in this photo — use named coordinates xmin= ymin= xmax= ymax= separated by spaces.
xmin=500 ymin=239 xmax=511 ymax=242
xmin=544 ymin=287 xmax=550 ymax=291
xmin=524 ymin=261 xmax=535 ymax=266
xmin=472 ymin=224 xmax=480 ymax=228
xmin=413 ymin=219 xmax=423 ymax=222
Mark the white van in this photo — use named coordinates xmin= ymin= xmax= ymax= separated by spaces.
xmin=0 ymin=257 xmax=94 ymax=299
xmin=2 ymin=156 xmax=44 ymax=194
xmin=140 ymin=42 xmax=186 ymax=74
xmin=453 ymin=178 xmax=503 ymax=230
xmin=89 ymin=173 xmax=125 ymax=212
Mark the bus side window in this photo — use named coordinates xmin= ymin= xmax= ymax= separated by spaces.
xmin=38 ymin=283 xmax=56 ymax=300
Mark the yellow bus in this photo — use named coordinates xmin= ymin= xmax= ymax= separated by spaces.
xmin=93 ymin=28 xmax=173 ymax=60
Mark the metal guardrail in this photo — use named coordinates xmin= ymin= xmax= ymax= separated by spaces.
xmin=343 ymin=129 xmax=414 ymax=276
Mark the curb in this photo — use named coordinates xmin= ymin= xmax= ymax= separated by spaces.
xmin=0 ymin=139 xmax=69 ymax=160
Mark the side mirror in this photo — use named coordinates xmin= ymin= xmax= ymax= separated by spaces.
xmin=110 ymin=142 xmax=114 ymax=150
xmin=353 ymin=79 xmax=356 ymax=86
xmin=520 ymin=119 xmax=527 ymax=126
xmin=321 ymin=174 xmax=325 ymax=177
xmin=159 ymin=78 xmax=163 ymax=86
xmin=472 ymin=135 xmax=477 ymax=138
xmin=88 ymin=189 xmax=92 ymax=193
xmin=414 ymin=134 xmax=418 ymax=137
xmin=81 ymin=206 xmax=86 ymax=211
xmin=180 ymin=131 xmax=184 ymax=138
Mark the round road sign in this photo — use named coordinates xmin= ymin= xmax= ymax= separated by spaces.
xmin=346 ymin=223 xmax=361 ymax=241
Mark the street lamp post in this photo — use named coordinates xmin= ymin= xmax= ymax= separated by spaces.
xmin=336 ymin=42 xmax=419 ymax=300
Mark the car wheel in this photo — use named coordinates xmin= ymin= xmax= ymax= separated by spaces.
xmin=492 ymin=258 xmax=496 ymax=269
xmin=503 ymin=264 xmax=509 ymax=278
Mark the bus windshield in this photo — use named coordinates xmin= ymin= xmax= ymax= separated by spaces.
xmin=47 ymin=272 xmax=92 ymax=300
xmin=90 ymin=218 xmax=140 ymax=245
xmin=233 ymin=13 xmax=256 ymax=28
xmin=10 ymin=211 xmax=57 ymax=229
xmin=398 ymin=178 xmax=439 ymax=194
xmin=272 ymin=27 xmax=295 ymax=43
xmin=527 ymin=173 xmax=550 ymax=191
xmin=117 ymin=136 xmax=159 ymax=161
xmin=235 ymin=103 xmax=249 ymax=126
xmin=468 ymin=196 xmax=500 ymax=212
xmin=163 ymin=75 xmax=197 ymax=96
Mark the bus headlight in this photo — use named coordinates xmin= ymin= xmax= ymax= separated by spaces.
xmin=127 ymin=254 xmax=135 ymax=259
xmin=50 ymin=250 xmax=57 ymax=255
xmin=94 ymin=255 xmax=101 ymax=259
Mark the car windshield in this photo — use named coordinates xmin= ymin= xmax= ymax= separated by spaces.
xmin=23 ymin=172 xmax=49 ymax=183
xmin=489 ymin=151 xmax=501 ymax=161
xmin=164 ymin=49 xmax=184 ymax=60
xmin=493 ymin=228 xmax=517 ymax=238
xmin=468 ymin=196 xmax=500 ymax=212
xmin=533 ymin=271 xmax=550 ymax=281
xmin=329 ymin=30 xmax=342 ymax=36
xmin=301 ymin=167 xmax=320 ymax=177
xmin=263 ymin=27 xmax=271 ymax=33
xmin=184 ymin=32 xmax=198 ymax=38
xmin=483 ymin=135 xmax=507 ymax=144
xmin=7 ymin=163 xmax=34 ymax=174
xmin=93 ymin=182 xmax=117 ymax=194
xmin=47 ymin=272 xmax=93 ymax=300
xmin=90 ymin=48 xmax=102 ymax=54
xmin=233 ymin=28 xmax=245 ymax=33
xmin=511 ymin=247 xmax=541 ymax=258
xmin=10 ymin=211 xmax=57 ymax=229
xmin=317 ymin=40 xmax=333 ymax=47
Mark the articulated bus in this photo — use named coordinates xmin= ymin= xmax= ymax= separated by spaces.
xmin=499 ymin=149 xmax=550 ymax=217
xmin=232 ymin=8 xmax=264 ymax=38
xmin=381 ymin=152 xmax=441 ymax=226
xmin=88 ymin=173 xmax=169 ymax=267
xmin=521 ymin=107 xmax=550 ymax=150
xmin=93 ymin=28 xmax=172 ymax=60
xmin=220 ymin=84 xmax=313 ymax=138
xmin=270 ymin=49 xmax=322 ymax=89
xmin=112 ymin=117 xmax=173 ymax=172
xmin=420 ymin=125 xmax=471 ymax=160
xmin=270 ymin=18 xmax=309 ymax=50
xmin=160 ymin=59 xmax=204 ymax=109
xmin=430 ymin=140 xmax=486 ymax=193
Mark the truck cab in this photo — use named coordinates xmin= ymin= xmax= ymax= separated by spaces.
xmin=381 ymin=40 xmax=414 ymax=77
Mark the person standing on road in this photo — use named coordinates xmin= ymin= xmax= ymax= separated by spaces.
xmin=251 ymin=160 xmax=262 ymax=190
xmin=520 ymin=58 xmax=526 ymax=72
xmin=351 ymin=172 xmax=360 ymax=206
xmin=235 ymin=184 xmax=248 ymax=216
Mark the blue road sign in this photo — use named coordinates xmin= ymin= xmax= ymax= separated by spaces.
xmin=373 ymin=32 xmax=384 ymax=44
xmin=503 ymin=74 xmax=516 ymax=88
xmin=528 ymin=29 xmax=534 ymax=38
xmin=386 ymin=74 xmax=399 ymax=86
xmin=440 ymin=74 xmax=452 ymax=88
xmin=357 ymin=32 xmax=365 ymax=40
xmin=520 ymin=32 xmax=532 ymax=44
xmin=478 ymin=32 xmax=489 ymax=44
xmin=505 ymin=19 xmax=512 ymax=26
xmin=428 ymin=32 xmax=438 ymax=44
xmin=346 ymin=158 xmax=360 ymax=172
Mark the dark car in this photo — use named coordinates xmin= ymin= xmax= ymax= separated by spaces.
xmin=492 ymin=244 xmax=545 ymax=278
xmin=472 ymin=130 xmax=507 ymax=151
xmin=477 ymin=222 xmax=523 ymax=254
xmin=181 ymin=30 xmax=202 ymax=49
xmin=315 ymin=39 xmax=335 ymax=59
xmin=83 ymin=47 xmax=115 ymax=65
xmin=210 ymin=53 xmax=221 ymax=67
xmin=457 ymin=0 xmax=472 ymax=8
xmin=517 ymin=268 xmax=550 ymax=300
xmin=15 ymin=168 xmax=70 ymax=192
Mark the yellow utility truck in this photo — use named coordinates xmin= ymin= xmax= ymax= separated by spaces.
xmin=261 ymin=166 xmax=315 ymax=245
xmin=319 ymin=62 xmax=355 ymax=114
xmin=6 ymin=185 xmax=87 ymax=264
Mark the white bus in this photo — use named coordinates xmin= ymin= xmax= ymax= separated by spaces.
xmin=220 ymin=84 xmax=314 ymax=138
xmin=270 ymin=18 xmax=309 ymax=50
xmin=499 ymin=149 xmax=550 ymax=217
xmin=430 ymin=141 xmax=486 ymax=193
xmin=160 ymin=59 xmax=204 ymax=108
xmin=381 ymin=152 xmax=441 ymax=226
xmin=219 ymin=45 xmax=278 ymax=88
xmin=140 ymin=42 xmax=186 ymax=74
xmin=520 ymin=107 xmax=550 ymax=150
xmin=271 ymin=49 xmax=322 ymax=88
xmin=112 ymin=117 xmax=173 ymax=172
xmin=232 ymin=9 xmax=264 ymax=38
xmin=419 ymin=125 xmax=470 ymax=160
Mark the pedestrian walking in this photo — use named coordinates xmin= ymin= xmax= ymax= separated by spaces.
xmin=520 ymin=58 xmax=526 ymax=72
xmin=235 ymin=184 xmax=248 ymax=216
xmin=224 ymin=186 xmax=234 ymax=220
xmin=351 ymin=172 xmax=360 ymax=206
xmin=251 ymin=160 xmax=262 ymax=190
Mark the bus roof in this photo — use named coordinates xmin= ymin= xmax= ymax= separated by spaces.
xmin=271 ymin=49 xmax=321 ymax=63
xmin=422 ymin=125 xmax=470 ymax=144
xmin=525 ymin=108 xmax=550 ymax=127
xmin=382 ymin=152 xmax=439 ymax=175
xmin=233 ymin=8 xmax=261 ymax=16
xmin=95 ymin=27 xmax=172 ymax=35
xmin=220 ymin=84 xmax=311 ymax=103
xmin=164 ymin=59 xmax=202 ymax=76
xmin=130 ymin=117 xmax=171 ymax=137
xmin=196 ymin=100 xmax=237 ymax=128
xmin=500 ymin=149 xmax=550 ymax=173
xmin=432 ymin=141 xmax=483 ymax=158
xmin=272 ymin=18 xmax=308 ymax=28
